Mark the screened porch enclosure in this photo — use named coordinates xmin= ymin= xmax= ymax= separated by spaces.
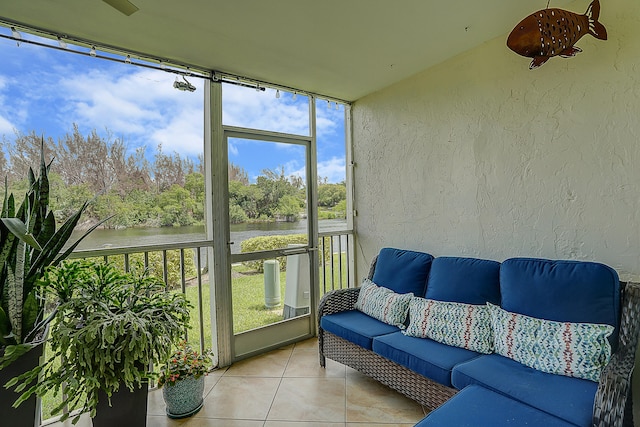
xmin=2 ymin=0 xmax=640 ymax=424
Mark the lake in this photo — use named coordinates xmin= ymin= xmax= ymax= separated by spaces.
xmin=72 ymin=219 xmax=349 ymax=253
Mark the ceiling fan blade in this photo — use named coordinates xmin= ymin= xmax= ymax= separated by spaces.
xmin=102 ymin=0 xmax=139 ymax=16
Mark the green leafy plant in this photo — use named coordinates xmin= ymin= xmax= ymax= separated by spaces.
xmin=157 ymin=341 xmax=212 ymax=387
xmin=0 ymin=139 xmax=104 ymax=369
xmin=7 ymin=260 xmax=191 ymax=423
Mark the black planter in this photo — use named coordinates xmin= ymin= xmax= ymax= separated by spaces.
xmin=0 ymin=343 xmax=45 ymax=427
xmin=93 ymin=382 xmax=148 ymax=427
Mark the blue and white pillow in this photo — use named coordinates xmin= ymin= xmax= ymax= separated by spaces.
xmin=354 ymin=278 xmax=413 ymax=328
xmin=404 ymin=297 xmax=493 ymax=354
xmin=488 ymin=303 xmax=614 ymax=382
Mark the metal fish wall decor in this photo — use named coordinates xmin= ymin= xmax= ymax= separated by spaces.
xmin=507 ymin=0 xmax=607 ymax=69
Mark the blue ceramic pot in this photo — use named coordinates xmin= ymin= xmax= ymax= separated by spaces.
xmin=162 ymin=375 xmax=205 ymax=419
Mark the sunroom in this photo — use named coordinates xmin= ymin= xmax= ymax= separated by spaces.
xmin=0 ymin=0 xmax=639 ymax=425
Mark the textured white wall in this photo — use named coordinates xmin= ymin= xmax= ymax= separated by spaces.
xmin=352 ymin=0 xmax=640 ymax=283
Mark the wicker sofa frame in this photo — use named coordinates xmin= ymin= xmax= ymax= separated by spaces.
xmin=318 ymin=255 xmax=640 ymax=426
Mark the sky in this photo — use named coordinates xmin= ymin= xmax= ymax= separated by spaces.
xmin=0 ymin=27 xmax=347 ymax=184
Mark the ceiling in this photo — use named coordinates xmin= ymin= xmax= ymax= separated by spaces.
xmin=0 ymin=0 xmax=575 ymax=101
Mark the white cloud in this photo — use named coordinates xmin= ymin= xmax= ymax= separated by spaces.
xmin=223 ymin=85 xmax=310 ymax=135
xmin=0 ymin=40 xmax=347 ymax=178
xmin=0 ymin=75 xmax=18 ymax=135
xmin=289 ymin=156 xmax=345 ymax=184
xmin=55 ymin=68 xmax=204 ymax=154
xmin=317 ymin=157 xmax=346 ymax=183
xmin=150 ymin=107 xmax=203 ymax=156
xmin=0 ymin=115 xmax=13 ymax=135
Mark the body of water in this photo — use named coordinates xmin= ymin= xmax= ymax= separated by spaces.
xmin=72 ymin=219 xmax=348 ymax=252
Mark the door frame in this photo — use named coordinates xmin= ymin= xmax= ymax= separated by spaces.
xmin=208 ymin=81 xmax=319 ymax=364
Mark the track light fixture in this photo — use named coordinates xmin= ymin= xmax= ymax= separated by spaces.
xmin=173 ymin=76 xmax=196 ymax=92
xmin=0 ymin=20 xmax=349 ymax=105
xmin=10 ymin=27 xmax=21 ymax=45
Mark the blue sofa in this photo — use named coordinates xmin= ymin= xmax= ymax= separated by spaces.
xmin=318 ymin=248 xmax=640 ymax=427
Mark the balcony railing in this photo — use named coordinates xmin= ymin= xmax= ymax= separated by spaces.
xmin=40 ymin=230 xmax=353 ymax=425
xmin=319 ymin=230 xmax=355 ymax=294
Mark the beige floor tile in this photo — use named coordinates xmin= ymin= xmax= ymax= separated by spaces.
xmin=195 ymin=376 xmax=280 ymax=420
xmin=45 ymin=413 xmax=189 ymax=427
xmin=146 ymin=414 xmax=188 ymax=426
xmin=265 ymin=422 xmax=345 ymax=427
xmin=148 ymin=388 xmax=168 ymax=416
xmin=267 ymin=377 xmax=346 ymax=423
xmin=291 ymin=338 xmax=319 ymax=351
xmin=346 ymin=424 xmax=417 ymax=427
xmin=283 ymin=347 xmax=346 ymax=378
xmin=202 ymin=370 xmax=225 ymax=397
xmin=224 ymin=347 xmax=293 ymax=377
xmin=346 ymin=371 xmax=426 ymax=424
xmin=183 ymin=419 xmax=264 ymax=427
xmin=45 ymin=339 xmax=427 ymax=427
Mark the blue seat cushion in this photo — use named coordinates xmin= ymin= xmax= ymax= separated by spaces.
xmin=372 ymin=332 xmax=480 ymax=387
xmin=426 ymin=256 xmax=501 ymax=304
xmin=371 ymin=248 xmax=433 ymax=296
xmin=415 ymin=385 xmax=578 ymax=427
xmin=320 ymin=310 xmax=399 ymax=350
xmin=451 ymin=354 xmax=597 ymax=427
xmin=500 ymin=258 xmax=620 ymax=346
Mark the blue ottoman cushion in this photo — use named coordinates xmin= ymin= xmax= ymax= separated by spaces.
xmin=415 ymin=385 xmax=578 ymax=427
xmin=451 ymin=354 xmax=597 ymax=427
xmin=320 ymin=310 xmax=399 ymax=350
xmin=371 ymin=248 xmax=434 ymax=296
xmin=373 ymin=332 xmax=480 ymax=387
xmin=426 ymin=256 xmax=501 ymax=305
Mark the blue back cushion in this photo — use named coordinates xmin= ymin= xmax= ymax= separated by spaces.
xmin=371 ymin=248 xmax=433 ymax=296
xmin=500 ymin=258 xmax=620 ymax=344
xmin=426 ymin=257 xmax=501 ymax=304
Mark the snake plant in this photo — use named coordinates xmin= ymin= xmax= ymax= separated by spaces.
xmin=0 ymin=139 xmax=103 ymax=369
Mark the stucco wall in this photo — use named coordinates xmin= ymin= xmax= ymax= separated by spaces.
xmin=352 ymin=0 xmax=640 ymax=282
xmin=352 ymin=0 xmax=640 ymax=420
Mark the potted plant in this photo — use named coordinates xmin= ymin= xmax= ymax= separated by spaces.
xmin=9 ymin=259 xmax=191 ymax=426
xmin=0 ymin=140 xmax=104 ymax=427
xmin=158 ymin=341 xmax=212 ymax=419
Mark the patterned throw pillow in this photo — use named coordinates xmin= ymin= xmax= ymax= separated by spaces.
xmin=488 ymin=303 xmax=614 ymax=382
xmin=403 ymin=297 xmax=494 ymax=354
xmin=354 ymin=278 xmax=413 ymax=328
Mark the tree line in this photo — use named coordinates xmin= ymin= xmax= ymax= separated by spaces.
xmin=0 ymin=127 xmax=346 ymax=229
xmin=1 ymin=127 xmax=203 ymax=228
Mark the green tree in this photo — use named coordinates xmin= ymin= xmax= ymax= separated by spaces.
xmin=229 ymin=180 xmax=262 ymax=220
xmin=157 ymin=184 xmax=196 ymax=226
xmin=229 ymin=204 xmax=248 ymax=224
xmin=255 ymin=167 xmax=299 ymax=218
xmin=184 ymin=172 xmax=205 ymax=223
xmin=318 ymin=183 xmax=346 ymax=207
xmin=333 ymin=199 xmax=347 ymax=218
xmin=276 ymin=195 xmax=302 ymax=219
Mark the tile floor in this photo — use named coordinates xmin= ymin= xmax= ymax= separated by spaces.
xmin=47 ymin=338 xmax=427 ymax=427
